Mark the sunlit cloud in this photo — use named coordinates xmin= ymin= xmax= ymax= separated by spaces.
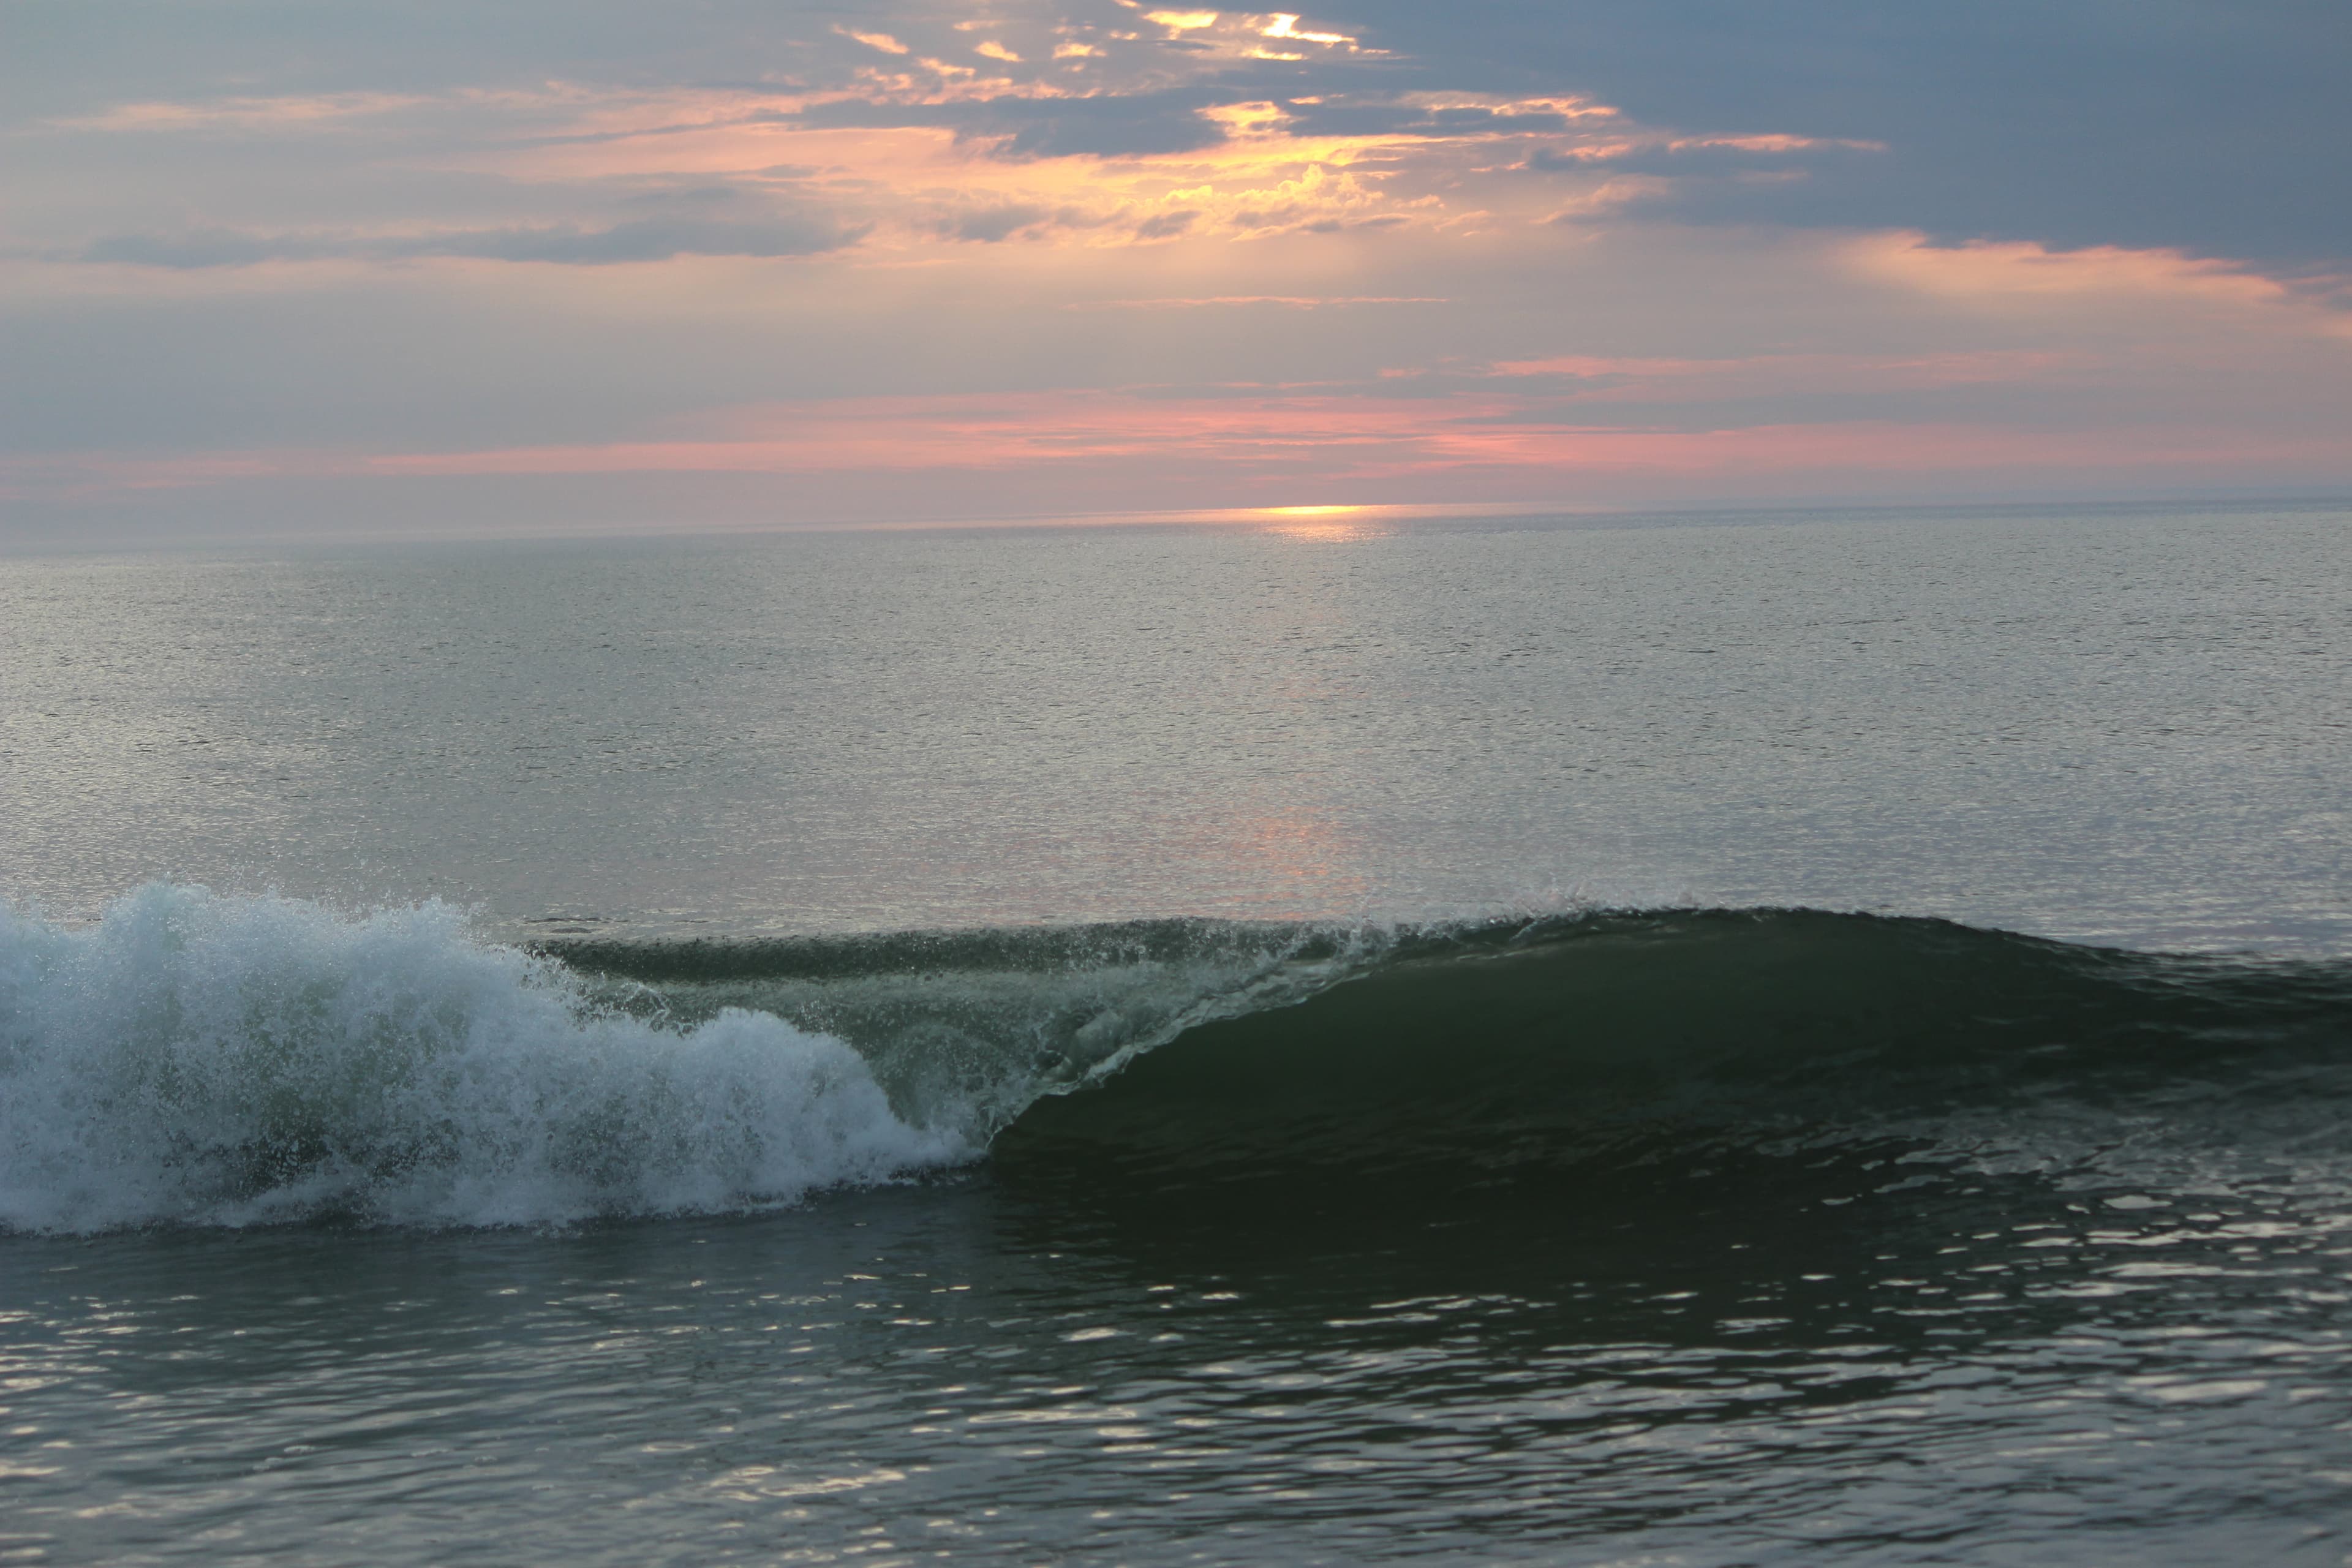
xmin=187 ymin=77 xmax=1640 ymax=251
xmin=835 ymin=26 xmax=911 ymax=55
xmin=1847 ymin=233 xmax=2294 ymax=309
xmin=1261 ymin=15 xmax=1352 ymax=45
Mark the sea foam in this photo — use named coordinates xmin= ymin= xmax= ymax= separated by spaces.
xmin=0 ymin=885 xmax=965 ymax=1233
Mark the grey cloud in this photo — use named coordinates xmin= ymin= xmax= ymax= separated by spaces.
xmin=1355 ymin=368 xmax=1625 ymax=399
xmin=81 ymin=228 xmax=321 ymax=268
xmin=1276 ymin=100 xmax=1574 ymax=137
xmin=794 ymin=89 xmax=1230 ymax=159
xmin=1314 ymin=0 xmax=2352 ymax=266
xmin=619 ymin=185 xmax=745 ymax=207
xmin=1526 ymin=141 xmax=1881 ymax=179
xmin=429 ymin=216 xmax=853 ymax=262
xmin=80 ymin=215 xmax=859 ymax=268
xmin=937 ymin=205 xmax=1054 ymax=243
xmin=1132 ymin=210 xmax=1199 ymax=241
xmin=1124 ymin=366 xmax=1625 ymax=401
xmin=1298 ymin=214 xmax=1410 ymax=234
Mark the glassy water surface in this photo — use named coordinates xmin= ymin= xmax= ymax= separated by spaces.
xmin=6 ymin=499 xmax=2345 ymax=951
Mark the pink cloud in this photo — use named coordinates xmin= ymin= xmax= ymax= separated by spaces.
xmin=13 ymin=389 xmax=2349 ymax=513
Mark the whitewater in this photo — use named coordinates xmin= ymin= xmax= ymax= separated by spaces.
xmin=0 ymin=886 xmax=957 ymax=1230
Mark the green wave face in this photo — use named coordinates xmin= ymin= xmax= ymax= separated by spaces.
xmin=957 ymin=914 xmax=2352 ymax=1314
xmin=557 ymin=908 xmax=2352 ymax=1188
xmin=994 ymin=911 xmax=2351 ymax=1176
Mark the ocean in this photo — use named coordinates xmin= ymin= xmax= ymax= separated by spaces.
xmin=3 ymin=498 xmax=2350 ymax=1563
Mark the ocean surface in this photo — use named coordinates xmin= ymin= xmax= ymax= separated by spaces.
xmin=3 ymin=498 xmax=2350 ymax=1563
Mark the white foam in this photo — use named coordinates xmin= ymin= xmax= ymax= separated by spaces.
xmin=0 ymin=885 xmax=967 ymax=1232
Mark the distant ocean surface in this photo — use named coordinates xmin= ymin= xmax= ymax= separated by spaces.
xmin=4 ymin=499 xmax=2350 ymax=1564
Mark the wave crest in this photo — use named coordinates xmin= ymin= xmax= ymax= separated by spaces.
xmin=0 ymin=886 xmax=962 ymax=1232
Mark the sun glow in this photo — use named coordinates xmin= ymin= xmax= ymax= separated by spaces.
xmin=1261 ymin=15 xmax=1355 ymax=45
xmin=1253 ymin=503 xmax=1379 ymax=540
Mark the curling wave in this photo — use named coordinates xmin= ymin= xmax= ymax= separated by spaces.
xmin=990 ymin=907 xmax=2352 ymax=1188
xmin=5 ymin=886 xmax=2348 ymax=1232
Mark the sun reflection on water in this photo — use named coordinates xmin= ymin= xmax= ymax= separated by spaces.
xmin=1255 ymin=504 xmax=1383 ymax=541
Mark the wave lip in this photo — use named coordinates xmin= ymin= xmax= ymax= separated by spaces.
xmin=0 ymin=885 xmax=964 ymax=1233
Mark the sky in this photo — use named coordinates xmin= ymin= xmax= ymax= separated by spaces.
xmin=4 ymin=0 xmax=2350 ymax=539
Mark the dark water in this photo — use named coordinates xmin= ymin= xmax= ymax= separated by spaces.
xmin=4 ymin=502 xmax=2351 ymax=1562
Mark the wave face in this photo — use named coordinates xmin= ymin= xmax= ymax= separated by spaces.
xmin=0 ymin=886 xmax=961 ymax=1231
xmin=7 ymin=886 xmax=2349 ymax=1233
xmin=539 ymin=905 xmax=2352 ymax=1229
xmin=991 ymin=909 xmax=2352 ymax=1198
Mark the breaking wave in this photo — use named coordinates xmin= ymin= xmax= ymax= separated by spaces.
xmin=0 ymin=886 xmax=962 ymax=1231
xmin=4 ymin=884 xmax=2348 ymax=1232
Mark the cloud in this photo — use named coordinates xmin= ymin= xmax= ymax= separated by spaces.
xmin=431 ymin=215 xmax=859 ymax=263
xmin=8 ymin=0 xmax=2350 ymax=538
xmin=1262 ymin=15 xmax=1357 ymax=46
xmin=24 ymin=390 xmax=2348 ymax=507
xmin=1308 ymin=0 xmax=2352 ymax=267
xmin=49 ymin=92 xmax=434 ymax=134
xmin=835 ymin=27 xmax=910 ymax=55
xmin=934 ymin=203 xmax=1059 ymax=243
xmin=1131 ymin=209 xmax=1199 ymax=240
xmin=80 ymin=228 xmax=309 ymax=269
xmin=794 ymin=88 xmax=1232 ymax=159
xmin=1068 ymin=295 xmax=1449 ymax=308
xmin=1277 ymin=98 xmax=1589 ymax=138
xmin=79 ymin=216 xmax=860 ymax=269
xmin=1528 ymin=135 xmax=1882 ymax=179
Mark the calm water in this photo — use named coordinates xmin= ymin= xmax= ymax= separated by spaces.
xmin=3 ymin=499 xmax=2350 ymax=1563
xmin=7 ymin=499 xmax=2347 ymax=950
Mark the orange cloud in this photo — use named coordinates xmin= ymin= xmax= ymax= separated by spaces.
xmin=1847 ymin=233 xmax=2291 ymax=309
xmin=1262 ymin=14 xmax=1355 ymax=45
xmin=46 ymin=67 xmax=1692 ymax=269
xmin=835 ymin=26 xmax=910 ymax=55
